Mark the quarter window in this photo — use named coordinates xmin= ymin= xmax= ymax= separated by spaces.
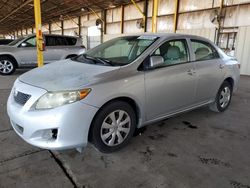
xmin=191 ymin=40 xmax=219 ymax=61
xmin=153 ymin=39 xmax=189 ymax=66
xmin=65 ymin=37 xmax=77 ymax=45
xmin=55 ymin=37 xmax=67 ymax=46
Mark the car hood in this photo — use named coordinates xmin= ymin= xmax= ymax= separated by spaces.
xmin=19 ymin=59 xmax=120 ymax=91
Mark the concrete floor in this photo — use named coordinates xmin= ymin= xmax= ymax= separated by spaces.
xmin=0 ymin=69 xmax=250 ymax=188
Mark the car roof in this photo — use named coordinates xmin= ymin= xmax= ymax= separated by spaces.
xmin=123 ymin=33 xmax=212 ymax=43
xmin=25 ymin=34 xmax=79 ymax=39
xmin=0 ymin=39 xmax=13 ymax=40
xmin=44 ymin=34 xmax=79 ymax=38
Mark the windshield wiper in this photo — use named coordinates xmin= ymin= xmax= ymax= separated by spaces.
xmin=73 ymin=54 xmax=97 ymax=64
xmin=74 ymin=54 xmax=116 ymax=66
xmin=94 ymin=57 xmax=115 ymax=66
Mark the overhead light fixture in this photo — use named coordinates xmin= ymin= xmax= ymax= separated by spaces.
xmin=81 ymin=7 xmax=90 ymax=12
xmin=59 ymin=15 xmax=64 ymax=21
xmin=109 ymin=4 xmax=116 ymax=8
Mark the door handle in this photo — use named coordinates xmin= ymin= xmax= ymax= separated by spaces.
xmin=187 ymin=69 xmax=196 ymax=75
xmin=219 ymin=64 xmax=225 ymax=69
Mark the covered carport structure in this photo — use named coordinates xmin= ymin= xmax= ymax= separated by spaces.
xmin=1 ymin=0 xmax=250 ymax=75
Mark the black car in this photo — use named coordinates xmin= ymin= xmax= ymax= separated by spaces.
xmin=0 ymin=39 xmax=14 ymax=45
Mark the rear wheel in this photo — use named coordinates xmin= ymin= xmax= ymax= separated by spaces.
xmin=209 ymin=81 xmax=232 ymax=112
xmin=0 ymin=56 xmax=16 ymax=75
xmin=90 ymin=101 xmax=136 ymax=153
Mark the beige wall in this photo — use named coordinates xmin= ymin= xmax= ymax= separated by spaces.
xmin=11 ymin=1 xmax=250 ymax=39
xmin=236 ymin=26 xmax=250 ymax=75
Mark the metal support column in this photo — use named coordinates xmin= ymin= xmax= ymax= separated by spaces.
xmin=48 ymin=23 xmax=51 ymax=34
xmin=103 ymin=10 xmax=107 ymax=35
xmin=78 ymin=16 xmax=82 ymax=37
xmin=152 ymin=0 xmax=158 ymax=33
xmin=61 ymin=20 xmax=64 ymax=35
xmin=101 ymin=10 xmax=106 ymax=43
xmin=131 ymin=0 xmax=146 ymax=31
xmin=144 ymin=0 xmax=149 ymax=32
xmin=34 ymin=0 xmax=44 ymax=67
xmin=173 ymin=0 xmax=179 ymax=33
xmin=120 ymin=5 xmax=124 ymax=34
xmin=216 ymin=0 xmax=224 ymax=45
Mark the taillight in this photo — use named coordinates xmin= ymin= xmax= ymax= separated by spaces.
xmin=42 ymin=41 xmax=46 ymax=51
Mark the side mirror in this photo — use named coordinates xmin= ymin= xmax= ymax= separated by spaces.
xmin=20 ymin=42 xmax=27 ymax=47
xmin=150 ymin=56 xmax=164 ymax=68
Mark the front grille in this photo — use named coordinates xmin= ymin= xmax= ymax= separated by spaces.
xmin=14 ymin=91 xmax=31 ymax=105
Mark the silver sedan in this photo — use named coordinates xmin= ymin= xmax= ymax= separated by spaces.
xmin=7 ymin=34 xmax=240 ymax=153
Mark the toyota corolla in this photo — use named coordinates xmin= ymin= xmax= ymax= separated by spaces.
xmin=7 ymin=34 xmax=240 ymax=153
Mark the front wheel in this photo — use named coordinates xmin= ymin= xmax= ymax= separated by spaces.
xmin=90 ymin=101 xmax=136 ymax=153
xmin=209 ymin=81 xmax=232 ymax=112
xmin=0 ymin=56 xmax=16 ymax=75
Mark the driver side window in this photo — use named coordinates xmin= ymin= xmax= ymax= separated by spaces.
xmin=153 ymin=39 xmax=189 ymax=67
xmin=23 ymin=37 xmax=36 ymax=47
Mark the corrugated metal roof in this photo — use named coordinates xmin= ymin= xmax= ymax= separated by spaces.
xmin=0 ymin=0 xmax=131 ymax=35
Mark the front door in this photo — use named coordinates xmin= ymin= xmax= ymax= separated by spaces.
xmin=16 ymin=36 xmax=37 ymax=65
xmin=43 ymin=36 xmax=68 ymax=63
xmin=145 ymin=39 xmax=197 ymax=120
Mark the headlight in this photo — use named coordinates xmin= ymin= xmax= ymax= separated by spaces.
xmin=35 ymin=89 xmax=91 ymax=110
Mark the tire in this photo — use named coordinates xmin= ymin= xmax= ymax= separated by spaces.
xmin=90 ymin=101 xmax=136 ymax=153
xmin=0 ymin=56 xmax=16 ymax=75
xmin=209 ymin=81 xmax=232 ymax=112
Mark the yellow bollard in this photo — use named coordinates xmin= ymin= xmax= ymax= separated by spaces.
xmin=152 ymin=0 xmax=158 ymax=33
xmin=34 ymin=0 xmax=44 ymax=67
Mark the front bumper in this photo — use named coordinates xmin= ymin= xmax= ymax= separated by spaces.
xmin=7 ymin=79 xmax=98 ymax=150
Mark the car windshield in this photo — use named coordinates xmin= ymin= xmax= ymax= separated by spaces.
xmin=73 ymin=36 xmax=158 ymax=66
xmin=8 ymin=37 xmax=25 ymax=46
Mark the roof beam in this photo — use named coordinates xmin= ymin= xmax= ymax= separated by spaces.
xmin=0 ymin=0 xmax=32 ymax=24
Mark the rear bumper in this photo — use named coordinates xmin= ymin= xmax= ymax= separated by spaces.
xmin=7 ymin=79 xmax=98 ymax=150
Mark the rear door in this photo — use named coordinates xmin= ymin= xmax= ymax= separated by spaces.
xmin=190 ymin=39 xmax=224 ymax=103
xmin=44 ymin=36 xmax=70 ymax=63
xmin=144 ymin=38 xmax=197 ymax=120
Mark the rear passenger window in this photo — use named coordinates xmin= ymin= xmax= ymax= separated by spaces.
xmin=55 ymin=37 xmax=67 ymax=46
xmin=45 ymin=36 xmax=68 ymax=46
xmin=45 ymin=36 xmax=77 ymax=46
xmin=153 ymin=39 xmax=189 ymax=66
xmin=191 ymin=40 xmax=219 ymax=61
xmin=45 ymin=36 xmax=56 ymax=46
xmin=65 ymin=37 xmax=77 ymax=45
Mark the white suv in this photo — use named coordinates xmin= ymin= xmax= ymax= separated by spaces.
xmin=0 ymin=34 xmax=85 ymax=75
